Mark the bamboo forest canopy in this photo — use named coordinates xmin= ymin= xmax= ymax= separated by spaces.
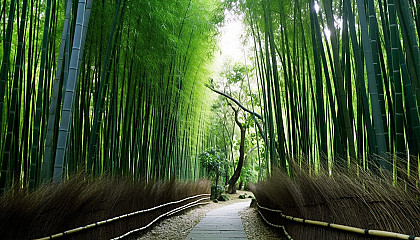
xmin=1 ymin=0 xmax=420 ymax=193
xmin=218 ymin=0 xmax=420 ymax=178
xmin=0 ymin=0 xmax=222 ymax=192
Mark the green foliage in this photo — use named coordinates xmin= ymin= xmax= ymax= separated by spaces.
xmin=226 ymin=0 xmax=420 ymax=180
xmin=1 ymin=0 xmax=420 ymax=192
xmin=239 ymin=166 xmax=257 ymax=187
xmin=222 ymin=63 xmax=246 ymax=84
xmin=199 ymin=148 xmax=227 ymax=179
xmin=0 ymin=0 xmax=222 ymax=191
xmin=211 ymin=185 xmax=225 ymax=199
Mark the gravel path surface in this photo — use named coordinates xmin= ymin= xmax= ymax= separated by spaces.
xmin=131 ymin=190 xmax=286 ymax=240
xmin=239 ymin=205 xmax=287 ymax=239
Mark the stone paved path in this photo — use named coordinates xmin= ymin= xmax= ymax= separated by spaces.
xmin=185 ymin=200 xmax=250 ymax=240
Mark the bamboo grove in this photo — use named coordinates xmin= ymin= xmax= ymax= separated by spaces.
xmin=2 ymin=0 xmax=420 ymax=194
xmin=0 ymin=0 xmax=220 ymax=192
xmin=224 ymin=0 xmax=420 ymax=181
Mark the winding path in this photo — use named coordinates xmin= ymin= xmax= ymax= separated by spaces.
xmin=185 ymin=200 xmax=250 ymax=239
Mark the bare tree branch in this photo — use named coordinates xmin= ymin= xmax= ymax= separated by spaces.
xmin=208 ymin=86 xmax=263 ymax=120
xmin=208 ymin=85 xmax=268 ymax=154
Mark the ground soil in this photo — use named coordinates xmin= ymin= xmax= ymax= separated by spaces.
xmin=132 ymin=190 xmax=286 ymax=240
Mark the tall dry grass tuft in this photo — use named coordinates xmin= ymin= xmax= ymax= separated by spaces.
xmin=0 ymin=174 xmax=210 ymax=240
xmin=251 ymin=163 xmax=420 ymax=240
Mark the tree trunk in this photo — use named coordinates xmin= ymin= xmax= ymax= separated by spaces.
xmin=215 ymin=173 xmax=219 ymax=199
xmin=227 ymin=107 xmax=246 ymax=194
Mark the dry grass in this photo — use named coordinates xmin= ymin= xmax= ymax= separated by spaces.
xmin=0 ymin=175 xmax=210 ymax=240
xmin=251 ymin=164 xmax=420 ymax=240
